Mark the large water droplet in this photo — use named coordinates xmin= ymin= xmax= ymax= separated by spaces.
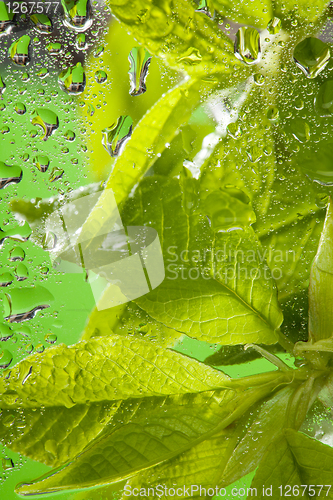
xmin=95 ymin=69 xmax=107 ymax=84
xmin=203 ymin=190 xmax=255 ymax=232
xmin=64 ymin=129 xmax=76 ymax=141
xmin=195 ymin=0 xmax=214 ymax=17
xmin=293 ymin=37 xmax=330 ymax=79
xmin=15 ymin=264 xmax=29 ymax=281
xmin=246 ymin=145 xmax=263 ymax=163
xmin=267 ymin=17 xmax=281 ymax=34
xmin=58 ymin=62 xmax=86 ymax=94
xmin=76 ymin=33 xmax=87 ymax=50
xmin=0 ymin=76 xmax=5 ymax=99
xmin=314 ymin=80 xmax=333 ymax=116
xmin=31 ymin=108 xmax=59 ymax=141
xmin=301 ymin=142 xmax=333 ymax=185
xmin=30 ymin=13 xmax=52 ymax=33
xmin=0 ymin=350 xmax=13 ymax=369
xmin=291 ymin=118 xmax=310 ymax=142
xmin=267 ymin=106 xmax=279 ymax=123
xmin=62 ymin=0 xmax=93 ymax=32
xmin=0 ymin=221 xmax=31 ymax=246
xmin=0 ymin=161 xmax=23 ymax=189
xmin=33 ymin=155 xmax=50 ymax=172
xmin=9 ymin=35 xmax=31 ymax=66
xmin=0 ymin=272 xmax=14 ymax=287
xmin=128 ymin=47 xmax=152 ymax=96
xmin=0 ymin=323 xmax=13 ymax=341
xmin=0 ymin=2 xmax=16 ymax=36
xmin=3 ymin=285 xmax=54 ymax=323
xmin=8 ymin=246 xmax=25 ymax=262
xmin=94 ymin=45 xmax=104 ymax=57
xmin=226 ymin=122 xmax=242 ymax=139
xmin=234 ymin=27 xmax=261 ymax=65
xmin=102 ymin=115 xmax=133 ymax=157
xmin=49 ymin=167 xmax=64 ymax=182
xmin=176 ymin=47 xmax=202 ymax=66
xmin=46 ymin=42 xmax=62 ymax=54
xmin=15 ymin=102 xmax=26 ymax=115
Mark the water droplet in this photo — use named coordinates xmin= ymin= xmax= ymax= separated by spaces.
xmin=49 ymin=167 xmax=64 ymax=182
xmin=102 ymin=115 xmax=133 ymax=157
xmin=128 ymin=47 xmax=152 ymax=96
xmin=254 ymin=73 xmax=265 ymax=85
xmin=0 ymin=161 xmax=23 ymax=189
xmin=3 ymin=285 xmax=54 ymax=323
xmin=62 ymin=0 xmax=93 ymax=32
xmin=314 ymin=80 xmax=333 ymax=116
xmin=44 ymin=333 xmax=57 ymax=343
xmin=0 ymin=323 xmax=13 ymax=341
xmin=2 ymin=414 xmax=15 ymax=427
xmin=291 ymin=118 xmax=310 ymax=142
xmin=30 ymin=13 xmax=52 ymax=33
xmin=95 ymin=69 xmax=107 ymax=84
xmin=64 ymin=129 xmax=75 ymax=141
xmin=33 ymin=154 xmax=50 ymax=172
xmin=0 ymin=221 xmax=31 ymax=246
xmin=0 ymin=2 xmax=15 ymax=35
xmin=234 ymin=27 xmax=261 ymax=65
xmin=195 ymin=0 xmax=214 ymax=17
xmin=267 ymin=106 xmax=279 ymax=123
xmin=76 ymin=33 xmax=87 ymax=50
xmin=1 ymin=126 xmax=9 ymax=134
xmin=301 ymin=142 xmax=333 ymax=185
xmin=246 ymin=146 xmax=263 ymax=163
xmin=35 ymin=343 xmax=44 ymax=353
xmin=40 ymin=266 xmax=49 ymax=274
xmin=58 ymin=62 xmax=86 ymax=95
xmin=267 ymin=17 xmax=281 ymax=34
xmin=15 ymin=263 xmax=29 ymax=281
xmin=0 ymin=76 xmax=5 ymax=99
xmin=293 ymin=37 xmax=330 ymax=79
xmin=137 ymin=8 xmax=149 ymax=23
xmin=94 ymin=45 xmax=104 ymax=57
xmin=0 ymin=350 xmax=13 ymax=369
xmin=25 ymin=344 xmax=33 ymax=353
xmin=0 ymin=103 xmax=5 ymax=111
xmin=86 ymin=103 xmax=95 ymax=116
xmin=9 ymin=35 xmax=31 ymax=66
xmin=21 ymin=72 xmax=29 ymax=82
xmin=176 ymin=47 xmax=202 ymax=66
xmin=0 ymin=272 xmax=14 ymax=287
xmin=1 ymin=457 xmax=14 ymax=470
xmin=8 ymin=246 xmax=25 ymax=262
xmin=46 ymin=42 xmax=62 ymax=54
xmin=226 ymin=122 xmax=242 ymax=139
xmin=37 ymin=67 xmax=49 ymax=79
xmin=14 ymin=102 xmax=26 ymax=115
xmin=31 ymin=108 xmax=59 ymax=141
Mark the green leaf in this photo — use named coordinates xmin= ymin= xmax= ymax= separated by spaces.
xmin=0 ymin=334 xmax=229 ymax=409
xmin=0 ymin=402 xmax=121 ymax=467
xmin=106 ymin=0 xmax=244 ymax=77
xmin=220 ymin=385 xmax=295 ymax=487
xmin=15 ymin=377 xmax=286 ymax=495
xmin=250 ymin=428 xmax=333 ymax=499
xmin=121 ymin=176 xmax=282 ymax=345
xmin=308 ymin=199 xmax=333 ymax=342
xmin=204 ymin=343 xmax=283 ymax=366
xmin=78 ymin=77 xmax=217 ymax=249
xmin=212 ymin=0 xmax=272 ymax=29
xmin=121 ymin=385 xmax=295 ymax=498
xmin=122 ymin=427 xmax=240 ymax=500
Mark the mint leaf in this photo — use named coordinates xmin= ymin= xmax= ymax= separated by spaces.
xmin=122 ymin=176 xmax=282 ymax=345
xmin=15 ymin=379 xmax=284 ymax=495
xmin=0 ymin=335 xmax=229 ymax=409
xmin=106 ymin=0 xmax=244 ymax=76
xmin=220 ymin=386 xmax=295 ymax=486
xmin=308 ymin=199 xmax=333 ymax=342
xmin=0 ymin=402 xmax=120 ymax=467
xmin=250 ymin=428 xmax=333 ymax=499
